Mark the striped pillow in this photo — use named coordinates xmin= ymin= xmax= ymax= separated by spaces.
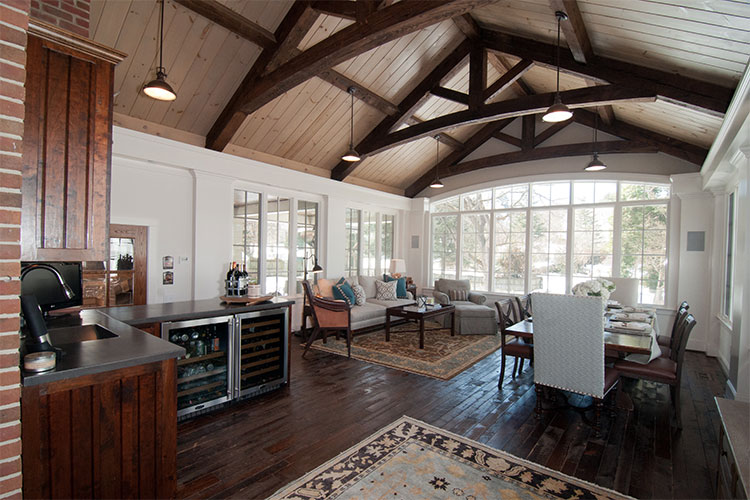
xmin=449 ymin=289 xmax=468 ymax=301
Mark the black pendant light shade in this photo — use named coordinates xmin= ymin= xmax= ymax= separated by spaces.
xmin=585 ymin=113 xmax=607 ymax=171
xmin=342 ymin=87 xmax=360 ymax=162
xmin=143 ymin=0 xmax=176 ymax=101
xmin=429 ymin=135 xmax=444 ymax=189
xmin=543 ymin=11 xmax=572 ymax=123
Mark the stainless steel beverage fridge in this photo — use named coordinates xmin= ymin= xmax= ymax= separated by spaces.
xmin=162 ymin=316 xmax=234 ymax=418
xmin=234 ymin=309 xmax=288 ymax=399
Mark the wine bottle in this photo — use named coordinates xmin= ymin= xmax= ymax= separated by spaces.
xmin=241 ymin=264 xmax=248 ymax=278
xmin=226 ymin=262 xmax=235 ymax=281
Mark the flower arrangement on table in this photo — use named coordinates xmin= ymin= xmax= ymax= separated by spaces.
xmin=571 ymin=278 xmax=616 ymax=301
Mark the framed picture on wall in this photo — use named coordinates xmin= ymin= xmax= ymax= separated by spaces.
xmin=162 ymin=255 xmax=174 ymax=269
xmin=163 ymin=271 xmax=174 ymax=285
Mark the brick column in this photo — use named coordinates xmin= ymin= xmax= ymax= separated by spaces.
xmin=30 ymin=0 xmax=89 ymax=38
xmin=0 ymin=0 xmax=28 ymax=498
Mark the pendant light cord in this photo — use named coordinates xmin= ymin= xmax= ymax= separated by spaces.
xmin=555 ymin=14 xmax=561 ymax=94
xmin=435 ymin=135 xmax=440 ymax=177
xmin=593 ymin=113 xmax=598 ymax=154
xmin=349 ymin=89 xmax=354 ymax=148
xmin=158 ymin=0 xmax=165 ymax=71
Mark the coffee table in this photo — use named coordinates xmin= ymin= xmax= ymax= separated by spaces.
xmin=385 ymin=304 xmax=455 ymax=349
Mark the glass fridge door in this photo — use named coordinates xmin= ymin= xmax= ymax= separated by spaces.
xmin=162 ymin=316 xmax=234 ymax=417
xmin=235 ymin=308 xmax=288 ymax=399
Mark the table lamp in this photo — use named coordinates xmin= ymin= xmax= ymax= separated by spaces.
xmin=389 ymin=259 xmax=406 ymax=279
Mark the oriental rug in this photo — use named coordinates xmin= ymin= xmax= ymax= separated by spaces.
xmin=268 ymin=416 xmax=632 ymax=500
xmin=307 ymin=321 xmax=501 ymax=380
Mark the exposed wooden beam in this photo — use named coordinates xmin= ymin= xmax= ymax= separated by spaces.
xmin=469 ymin=43 xmax=486 ymax=110
xmin=436 ymin=140 xmax=658 ymax=184
xmin=206 ymin=1 xmax=319 ymax=151
xmin=430 ymin=86 xmax=469 ymax=105
xmin=482 ymin=28 xmax=732 ymax=116
xmin=595 ymin=104 xmax=615 ymax=125
xmin=521 ymin=115 xmax=535 ymax=150
xmin=330 ymin=39 xmax=472 ymax=181
xmin=573 ymin=109 xmax=708 ymax=165
xmin=356 ymin=0 xmax=378 ymax=22
xmin=484 ymin=59 xmax=533 ymax=101
xmin=365 ymin=85 xmax=656 ymax=156
xmin=452 ymin=13 xmax=480 ymax=41
xmin=533 ymin=120 xmax=571 ymax=147
xmin=311 ymin=0 xmax=356 ymax=20
xmin=317 ymin=69 xmax=399 ymax=116
xmin=405 ymin=119 xmax=513 ymax=197
xmin=488 ymin=52 xmax=534 ymax=96
xmin=493 ymin=131 xmax=522 ymax=148
xmin=173 ymin=0 xmax=277 ymax=51
xmin=549 ymin=0 xmax=592 ymax=63
xmin=237 ymin=1 xmax=492 ymax=117
xmin=405 ymin=117 xmax=464 ymax=150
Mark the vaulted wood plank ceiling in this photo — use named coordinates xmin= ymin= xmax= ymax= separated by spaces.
xmin=91 ymin=0 xmax=748 ymax=197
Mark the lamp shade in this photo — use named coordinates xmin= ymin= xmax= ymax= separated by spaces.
xmin=143 ymin=71 xmax=176 ymax=101
xmin=584 ymin=153 xmax=607 ymax=171
xmin=341 ymin=148 xmax=360 ymax=162
xmin=311 ymin=261 xmax=323 ymax=273
xmin=542 ymin=96 xmax=572 ymax=123
xmin=429 ymin=178 xmax=444 ymax=189
xmin=389 ymin=259 xmax=406 ymax=276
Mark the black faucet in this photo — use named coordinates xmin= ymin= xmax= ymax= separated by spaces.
xmin=20 ymin=263 xmax=76 ymax=300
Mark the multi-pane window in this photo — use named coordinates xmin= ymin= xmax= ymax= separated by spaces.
xmin=431 ymin=215 xmax=457 ymax=280
xmin=296 ymin=200 xmax=319 ymax=292
xmin=430 ymin=180 xmax=670 ymax=304
xmin=266 ymin=196 xmax=290 ymax=295
xmin=345 ymin=208 xmax=360 ymax=277
xmin=723 ymin=192 xmax=735 ymax=319
xmin=381 ymin=214 xmax=394 ymax=274
xmin=361 ymin=211 xmax=377 ymax=276
xmin=233 ymin=190 xmax=261 ymax=284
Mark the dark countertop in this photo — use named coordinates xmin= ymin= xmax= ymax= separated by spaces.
xmin=22 ymin=297 xmax=295 ymax=387
xmin=101 ymin=297 xmax=295 ymax=325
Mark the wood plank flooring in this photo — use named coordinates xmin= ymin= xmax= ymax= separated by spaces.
xmin=175 ymin=343 xmax=726 ymax=499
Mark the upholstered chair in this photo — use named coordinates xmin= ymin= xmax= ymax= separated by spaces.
xmin=432 ymin=279 xmax=497 ymax=335
xmin=602 ymin=277 xmax=639 ymax=305
xmin=301 ymin=281 xmax=352 ymax=359
xmin=532 ymin=292 xmax=620 ymax=436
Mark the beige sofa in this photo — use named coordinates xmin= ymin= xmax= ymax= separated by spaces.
xmin=316 ymin=275 xmax=414 ymax=332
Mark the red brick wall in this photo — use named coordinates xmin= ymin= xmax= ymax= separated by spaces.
xmin=0 ymin=0 xmax=27 ymax=496
xmin=30 ymin=0 xmax=89 ymax=38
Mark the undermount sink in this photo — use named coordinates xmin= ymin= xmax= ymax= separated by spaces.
xmin=48 ymin=324 xmax=119 ymax=345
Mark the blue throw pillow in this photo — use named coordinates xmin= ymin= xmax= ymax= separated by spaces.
xmin=384 ymin=275 xmax=407 ymax=298
xmin=332 ymin=278 xmax=356 ymax=306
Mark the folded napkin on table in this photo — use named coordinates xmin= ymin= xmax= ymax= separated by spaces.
xmin=622 ymin=306 xmax=655 ymax=314
xmin=611 ymin=312 xmax=651 ymax=322
xmin=606 ymin=321 xmax=652 ymax=335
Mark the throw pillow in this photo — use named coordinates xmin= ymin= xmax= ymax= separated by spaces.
xmin=352 ymin=284 xmax=366 ymax=306
xmin=332 ymin=278 xmax=356 ymax=305
xmin=384 ymin=274 xmax=408 ymax=298
xmin=449 ymin=289 xmax=468 ymax=301
xmin=374 ymin=279 xmax=398 ymax=301
xmin=317 ymin=278 xmax=335 ymax=298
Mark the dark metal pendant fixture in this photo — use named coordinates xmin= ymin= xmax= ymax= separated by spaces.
xmin=143 ymin=0 xmax=176 ymax=101
xmin=429 ymin=135 xmax=444 ymax=189
xmin=341 ymin=87 xmax=361 ymax=162
xmin=543 ymin=11 xmax=572 ymax=123
xmin=585 ymin=113 xmax=607 ymax=171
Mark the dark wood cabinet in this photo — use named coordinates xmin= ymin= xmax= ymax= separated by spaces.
xmin=21 ymin=21 xmax=125 ymax=262
xmin=22 ymin=359 xmax=177 ymax=499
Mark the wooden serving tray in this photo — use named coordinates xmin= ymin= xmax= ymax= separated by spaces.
xmin=219 ymin=295 xmax=274 ymax=305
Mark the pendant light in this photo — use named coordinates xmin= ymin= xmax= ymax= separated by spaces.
xmin=542 ymin=11 xmax=572 ymax=123
xmin=341 ymin=87 xmax=361 ymax=162
xmin=143 ymin=0 xmax=177 ymax=101
xmin=585 ymin=113 xmax=607 ymax=171
xmin=429 ymin=135 xmax=444 ymax=189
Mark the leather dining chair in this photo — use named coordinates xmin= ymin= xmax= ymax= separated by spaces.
xmin=301 ymin=280 xmax=352 ymax=359
xmin=495 ymin=299 xmax=533 ymax=388
xmin=657 ymin=300 xmax=689 ymax=352
xmin=532 ymin=293 xmax=620 ymax=437
xmin=614 ymin=313 xmax=696 ymax=429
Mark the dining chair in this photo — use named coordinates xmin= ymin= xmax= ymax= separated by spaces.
xmin=532 ymin=293 xmax=620 ymax=437
xmin=657 ymin=300 xmax=689 ymax=350
xmin=495 ymin=299 xmax=533 ymax=388
xmin=515 ymin=294 xmax=532 ymax=319
xmin=614 ymin=314 xmax=696 ymax=429
xmin=301 ymin=280 xmax=352 ymax=359
xmin=603 ymin=277 xmax=639 ymax=305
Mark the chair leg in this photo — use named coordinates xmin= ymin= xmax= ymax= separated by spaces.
xmin=518 ymin=358 xmax=525 ymax=376
xmin=594 ymin=398 xmax=603 ymax=438
xmin=499 ymin=354 xmax=506 ymax=389
xmin=534 ymin=384 xmax=543 ymax=418
xmin=302 ymin=326 xmax=322 ymax=359
xmin=673 ymin=383 xmax=682 ymax=430
xmin=512 ymin=357 xmax=519 ymax=379
xmin=346 ymin=328 xmax=352 ymax=358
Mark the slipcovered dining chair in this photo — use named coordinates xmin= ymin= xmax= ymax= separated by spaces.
xmin=603 ymin=277 xmax=639 ymax=305
xmin=614 ymin=313 xmax=696 ymax=429
xmin=495 ymin=299 xmax=533 ymax=388
xmin=301 ymin=280 xmax=352 ymax=359
xmin=532 ymin=293 xmax=620 ymax=436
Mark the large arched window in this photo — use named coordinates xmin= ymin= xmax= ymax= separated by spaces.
xmin=430 ymin=180 xmax=670 ymax=305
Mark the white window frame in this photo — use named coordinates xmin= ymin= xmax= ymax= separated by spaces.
xmin=721 ymin=190 xmax=737 ymax=322
xmin=345 ymin=207 xmax=398 ymax=278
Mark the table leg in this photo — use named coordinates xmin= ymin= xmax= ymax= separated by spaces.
xmin=385 ymin=313 xmax=391 ymax=342
xmin=419 ymin=318 xmax=425 ymax=349
xmin=450 ymin=311 xmax=455 ymax=336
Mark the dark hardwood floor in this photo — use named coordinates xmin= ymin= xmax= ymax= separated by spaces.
xmin=175 ymin=342 xmax=726 ymax=499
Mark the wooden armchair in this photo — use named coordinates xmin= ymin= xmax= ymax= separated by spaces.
xmin=301 ymin=281 xmax=352 ymax=359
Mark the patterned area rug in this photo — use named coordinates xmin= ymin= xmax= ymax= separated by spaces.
xmin=268 ymin=416 xmax=633 ymax=500
xmin=308 ymin=322 xmax=501 ymax=380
